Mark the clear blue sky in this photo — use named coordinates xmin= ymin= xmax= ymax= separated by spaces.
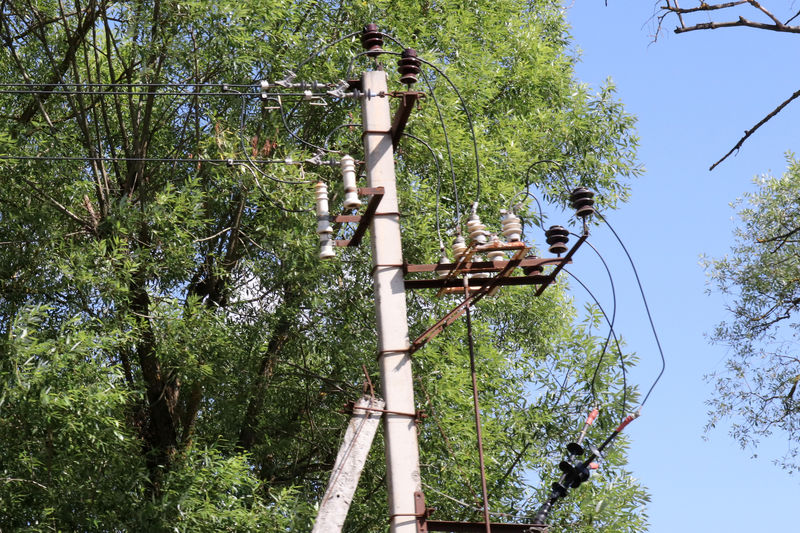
xmin=564 ymin=3 xmax=798 ymax=532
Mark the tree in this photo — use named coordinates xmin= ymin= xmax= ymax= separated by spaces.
xmin=703 ymin=155 xmax=800 ymax=471
xmin=657 ymin=2 xmax=800 ymax=469
xmin=0 ymin=0 xmax=648 ymax=530
xmin=657 ymin=1 xmax=800 ymax=170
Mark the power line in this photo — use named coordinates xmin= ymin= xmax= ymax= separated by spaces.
xmin=595 ymin=211 xmax=666 ymax=407
xmin=0 ymin=154 xmax=288 ymax=164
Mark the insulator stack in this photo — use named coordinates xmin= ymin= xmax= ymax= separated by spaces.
xmin=397 ymin=48 xmax=421 ymax=86
xmin=487 ymin=235 xmax=506 ymax=261
xmin=315 ymin=182 xmax=335 ymax=259
xmin=545 ymin=225 xmax=569 ymax=255
xmin=452 ymin=235 xmax=467 ymax=260
xmin=570 ymin=187 xmax=595 ymax=218
xmin=437 ymin=249 xmax=452 ymax=278
xmin=467 ymin=213 xmax=488 ymax=245
xmin=361 ymin=23 xmax=383 ymax=57
xmin=522 ymin=256 xmax=544 ymax=276
xmin=500 ymin=209 xmax=522 ymax=242
xmin=341 ymin=155 xmax=361 ymax=209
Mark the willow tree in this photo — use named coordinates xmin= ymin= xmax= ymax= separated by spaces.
xmin=0 ymin=1 xmax=647 ymax=531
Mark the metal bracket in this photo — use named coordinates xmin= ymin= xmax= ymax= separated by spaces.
xmin=333 ymin=187 xmax=385 ymax=247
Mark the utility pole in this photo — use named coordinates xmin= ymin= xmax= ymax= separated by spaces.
xmin=361 ymin=69 xmax=421 ymax=533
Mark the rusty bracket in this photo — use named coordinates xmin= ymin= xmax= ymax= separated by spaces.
xmin=408 ymin=230 xmax=589 ymax=354
xmin=333 ymin=186 xmax=385 ymax=247
xmin=414 ymin=491 xmax=545 ymax=533
xmin=533 ymin=231 xmax=587 ymax=296
xmin=391 ymin=91 xmax=425 ymax=148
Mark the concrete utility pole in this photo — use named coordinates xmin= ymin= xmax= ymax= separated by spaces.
xmin=361 ymin=69 xmax=422 ymax=533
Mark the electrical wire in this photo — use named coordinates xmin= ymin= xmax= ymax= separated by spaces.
xmin=0 ymin=154 xmax=286 ymax=164
xmin=570 ymin=234 xmax=622 ymax=415
xmin=415 ymin=56 xmax=482 ymax=207
xmin=0 ymin=82 xmax=255 ymax=88
xmin=294 ymin=30 xmax=363 ymax=72
xmin=323 ymin=123 xmax=362 ymax=151
xmin=264 ymin=94 xmax=338 ymax=154
xmin=594 ymin=211 xmax=666 ymax=407
xmin=419 ymin=69 xmax=461 ymax=235
xmin=236 ymin=93 xmax=315 ymax=185
xmin=401 ymin=132 xmax=448 ymax=246
xmin=235 ymin=160 xmax=313 ymax=214
xmin=0 ymin=87 xmax=325 ymax=98
xmin=563 ymin=268 xmax=628 ymax=421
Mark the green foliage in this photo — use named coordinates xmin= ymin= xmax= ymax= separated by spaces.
xmin=0 ymin=0 xmax=647 ymax=530
xmin=704 ymin=154 xmax=800 ymax=471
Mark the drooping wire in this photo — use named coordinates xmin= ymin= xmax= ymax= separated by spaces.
xmin=294 ymin=30 xmax=363 ymax=72
xmin=522 ymin=159 xmax=574 ymax=203
xmin=263 ymin=95 xmax=338 ymax=155
xmin=415 ymin=56 xmax=482 ymax=207
xmin=563 ymin=267 xmax=628 ymax=421
xmin=402 ymin=132 xmax=449 ymax=246
xmin=323 ymin=123 xmax=362 ymax=151
xmin=595 ymin=211 xmax=666 ymax=407
xmin=569 ymin=234 xmax=621 ymax=413
xmin=419 ymin=69 xmax=461 ymax=235
xmin=236 ymin=92 xmax=314 ymax=185
xmin=234 ymin=160 xmax=313 ymax=214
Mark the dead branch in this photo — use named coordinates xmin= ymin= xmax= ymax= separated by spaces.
xmin=675 ymin=16 xmax=800 ymax=34
xmin=710 ymin=88 xmax=800 ymax=170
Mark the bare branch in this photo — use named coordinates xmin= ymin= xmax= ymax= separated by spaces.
xmin=747 ymin=1 xmax=783 ymax=26
xmin=663 ymin=1 xmax=747 ymax=15
xmin=710 ymin=88 xmax=800 ymax=170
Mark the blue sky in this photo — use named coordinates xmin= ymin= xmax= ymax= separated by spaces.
xmin=564 ymin=2 xmax=799 ymax=532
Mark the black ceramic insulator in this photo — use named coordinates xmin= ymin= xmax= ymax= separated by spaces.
xmin=567 ymin=442 xmax=584 ymax=456
xmin=545 ymin=225 xmax=569 ymax=255
xmin=361 ymin=23 xmax=383 ymax=56
xmin=569 ymin=462 xmax=591 ymax=488
xmin=558 ymin=460 xmax=573 ymax=475
xmin=550 ymin=481 xmax=568 ymax=498
xmin=570 ymin=187 xmax=595 ymax=218
xmin=397 ymin=48 xmax=421 ymax=86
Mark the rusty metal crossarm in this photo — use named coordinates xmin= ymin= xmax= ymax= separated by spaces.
xmin=410 ymin=246 xmax=529 ymax=354
xmin=333 ymin=186 xmax=385 ymax=247
xmin=391 ymin=90 xmax=425 ymax=148
xmin=534 ymin=231 xmax=588 ymax=296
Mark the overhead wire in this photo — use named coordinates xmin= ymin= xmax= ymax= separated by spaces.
xmin=235 ymin=91 xmax=315 ymax=185
xmin=594 ymin=210 xmax=666 ymax=407
xmin=401 ymin=132 xmax=448 ymax=246
xmin=570 ymin=234 xmax=624 ymax=415
xmin=419 ymin=69 xmax=461 ymax=235
xmin=563 ymin=267 xmax=628 ymax=420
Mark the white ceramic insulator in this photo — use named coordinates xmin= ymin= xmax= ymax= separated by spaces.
xmin=303 ymin=89 xmax=313 ymax=100
xmin=467 ymin=214 xmax=487 ymax=244
xmin=437 ymin=251 xmax=452 ymax=278
xmin=315 ymin=182 xmax=333 ymax=234
xmin=319 ymin=234 xmax=335 ymax=259
xmin=452 ymin=236 xmax=467 ymax=260
xmin=487 ymin=234 xmax=506 ymax=261
xmin=341 ymin=155 xmax=362 ymax=209
xmin=501 ymin=210 xmax=522 ymax=242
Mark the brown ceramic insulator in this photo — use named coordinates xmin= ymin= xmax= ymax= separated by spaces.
xmin=545 ymin=225 xmax=569 ymax=255
xmin=397 ymin=48 xmax=421 ymax=86
xmin=570 ymin=187 xmax=595 ymax=218
xmin=522 ymin=256 xmax=544 ymax=276
xmin=361 ymin=23 xmax=384 ymax=56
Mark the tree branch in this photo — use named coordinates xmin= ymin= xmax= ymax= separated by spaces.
xmin=710 ymin=87 xmax=800 ymax=170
